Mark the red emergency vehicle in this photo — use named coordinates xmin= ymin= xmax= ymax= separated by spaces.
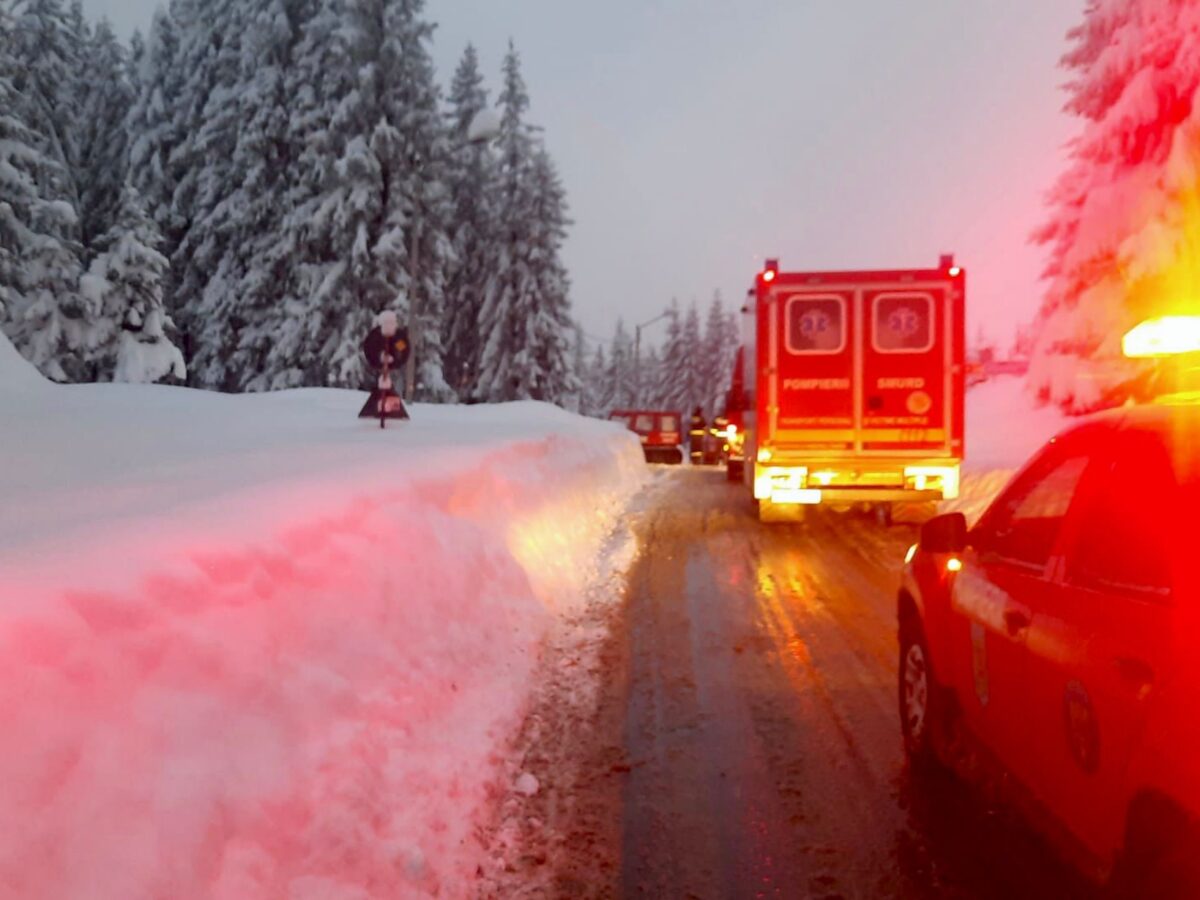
xmin=609 ymin=409 xmax=684 ymax=464
xmin=900 ymin=317 xmax=1200 ymax=894
xmin=739 ymin=256 xmax=965 ymax=522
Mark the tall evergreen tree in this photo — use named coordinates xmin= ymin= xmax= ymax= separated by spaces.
xmin=605 ymin=318 xmax=635 ymax=410
xmin=379 ymin=0 xmax=454 ymax=400
xmin=1 ymin=0 xmax=86 ymax=380
xmin=75 ymin=19 xmax=131 ymax=257
xmin=443 ymin=43 xmax=496 ymax=398
xmin=477 ymin=42 xmax=575 ymax=403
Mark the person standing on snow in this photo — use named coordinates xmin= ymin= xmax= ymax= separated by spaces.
xmin=688 ymin=405 xmax=707 ymax=464
xmin=358 ymin=310 xmax=411 ymax=421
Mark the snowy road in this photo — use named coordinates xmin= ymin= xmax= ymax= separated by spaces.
xmin=487 ymin=467 xmax=1095 ymax=899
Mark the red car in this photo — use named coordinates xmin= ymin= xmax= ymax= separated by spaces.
xmin=609 ymin=409 xmax=683 ymax=464
xmin=900 ymin=398 xmax=1200 ymax=896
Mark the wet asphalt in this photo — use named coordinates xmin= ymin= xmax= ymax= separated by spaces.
xmin=610 ymin=467 xmax=1093 ymax=900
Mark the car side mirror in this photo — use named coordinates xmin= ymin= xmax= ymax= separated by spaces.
xmin=921 ymin=513 xmax=968 ymax=554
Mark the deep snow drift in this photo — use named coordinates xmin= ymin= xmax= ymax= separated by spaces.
xmin=943 ymin=375 xmax=1073 ymax=522
xmin=0 ymin=334 xmax=645 ymax=899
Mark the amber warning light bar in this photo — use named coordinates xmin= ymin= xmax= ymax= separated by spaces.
xmin=1123 ymin=316 xmax=1200 ymax=358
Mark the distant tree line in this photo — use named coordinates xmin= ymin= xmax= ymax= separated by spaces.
xmin=576 ymin=292 xmax=740 ymax=419
xmin=0 ymin=0 xmax=576 ymax=403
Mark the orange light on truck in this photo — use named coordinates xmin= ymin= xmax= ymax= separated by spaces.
xmin=1123 ymin=316 xmax=1200 ymax=358
xmin=762 ymin=269 xmax=776 ymax=283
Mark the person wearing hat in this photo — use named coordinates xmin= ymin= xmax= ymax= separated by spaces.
xmin=358 ymin=310 xmax=411 ymax=421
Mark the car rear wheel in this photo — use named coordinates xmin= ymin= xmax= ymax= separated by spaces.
xmin=899 ymin=622 xmax=943 ymax=770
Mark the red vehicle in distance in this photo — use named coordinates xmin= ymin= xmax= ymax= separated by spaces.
xmin=609 ymin=409 xmax=684 ymax=464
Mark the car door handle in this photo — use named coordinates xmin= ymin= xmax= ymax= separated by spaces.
xmin=1003 ymin=606 xmax=1031 ymax=635
xmin=1114 ymin=657 xmax=1155 ymax=695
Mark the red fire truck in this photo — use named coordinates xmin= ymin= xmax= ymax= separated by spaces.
xmin=738 ymin=256 xmax=965 ymax=522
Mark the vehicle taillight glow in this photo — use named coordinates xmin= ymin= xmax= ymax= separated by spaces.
xmin=762 ymin=269 xmax=776 ymax=283
xmin=728 ymin=424 xmax=738 ymax=437
xmin=946 ymin=557 xmax=963 ymax=573
xmin=948 ymin=266 xmax=962 ymax=277
xmin=1123 ymin=316 xmax=1200 ymax=358
xmin=757 ymin=447 xmax=773 ymax=463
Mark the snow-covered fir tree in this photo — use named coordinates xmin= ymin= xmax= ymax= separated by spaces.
xmin=443 ymin=44 xmax=496 ymax=398
xmin=700 ymin=291 xmax=737 ymax=412
xmin=586 ymin=342 xmax=609 ymax=416
xmin=1030 ymin=0 xmax=1200 ymax=411
xmin=655 ymin=301 xmax=685 ymax=411
xmin=476 ymin=42 xmax=576 ymax=403
xmin=378 ymin=0 xmax=455 ymax=401
xmin=0 ymin=0 xmax=86 ymax=380
xmin=75 ymin=19 xmax=132 ymax=256
xmin=126 ymin=7 xmax=183 ymax=253
xmin=80 ymin=183 xmax=184 ymax=382
xmin=605 ymin=318 xmax=635 ymax=410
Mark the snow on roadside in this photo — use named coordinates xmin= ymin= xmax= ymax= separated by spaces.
xmin=942 ymin=375 xmax=1074 ymax=523
xmin=0 ymin=333 xmax=646 ymax=899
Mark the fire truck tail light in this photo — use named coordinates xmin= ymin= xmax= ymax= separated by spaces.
xmin=948 ymin=266 xmax=962 ymax=278
xmin=946 ymin=557 xmax=963 ymax=573
xmin=1123 ymin=316 xmax=1200 ymax=358
xmin=762 ymin=269 xmax=776 ymax=283
xmin=757 ymin=447 xmax=773 ymax=463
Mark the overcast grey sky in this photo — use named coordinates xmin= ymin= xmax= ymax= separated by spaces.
xmin=83 ymin=0 xmax=1083 ymax=350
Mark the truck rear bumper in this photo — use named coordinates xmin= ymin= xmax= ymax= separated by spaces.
xmin=754 ymin=461 xmax=960 ymax=505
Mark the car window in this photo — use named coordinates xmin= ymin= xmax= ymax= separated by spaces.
xmin=660 ymin=415 xmax=678 ymax=432
xmin=975 ymin=449 xmax=1091 ymax=571
xmin=634 ymin=414 xmax=654 ymax=433
xmin=1067 ymin=432 xmax=1174 ymax=599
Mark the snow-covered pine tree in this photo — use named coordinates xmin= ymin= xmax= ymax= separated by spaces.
xmin=1030 ymin=0 xmax=1200 ymax=411
xmin=638 ymin=344 xmax=662 ymax=408
xmin=680 ymin=300 xmax=704 ymax=413
xmin=524 ymin=143 xmax=576 ymax=403
xmin=655 ymin=300 xmax=685 ymax=411
xmin=605 ymin=318 xmax=635 ymax=410
xmin=127 ymin=7 xmax=184 ymax=253
xmin=220 ymin=0 xmax=316 ymax=392
xmin=75 ymin=19 xmax=132 ymax=257
xmin=476 ymin=42 xmax=576 ymax=403
xmin=80 ymin=183 xmax=184 ymax=382
xmin=260 ymin=0 xmax=382 ymax=390
xmin=163 ymin=0 xmax=251 ymax=388
xmin=587 ymin=342 xmax=609 ymax=416
xmin=443 ymin=43 xmax=496 ymax=399
xmin=378 ymin=0 xmax=454 ymax=401
xmin=0 ymin=0 xmax=86 ymax=380
xmin=700 ymin=291 xmax=735 ymax=412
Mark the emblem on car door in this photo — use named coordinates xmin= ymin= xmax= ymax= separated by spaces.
xmin=1063 ymin=680 xmax=1100 ymax=773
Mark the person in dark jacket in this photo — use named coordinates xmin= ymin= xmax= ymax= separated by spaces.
xmin=358 ymin=310 xmax=411 ymax=421
xmin=688 ymin=405 xmax=707 ymax=464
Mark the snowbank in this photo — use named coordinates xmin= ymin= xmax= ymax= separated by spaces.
xmin=942 ymin=375 xmax=1074 ymax=523
xmin=0 ymin=362 xmax=645 ymax=899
